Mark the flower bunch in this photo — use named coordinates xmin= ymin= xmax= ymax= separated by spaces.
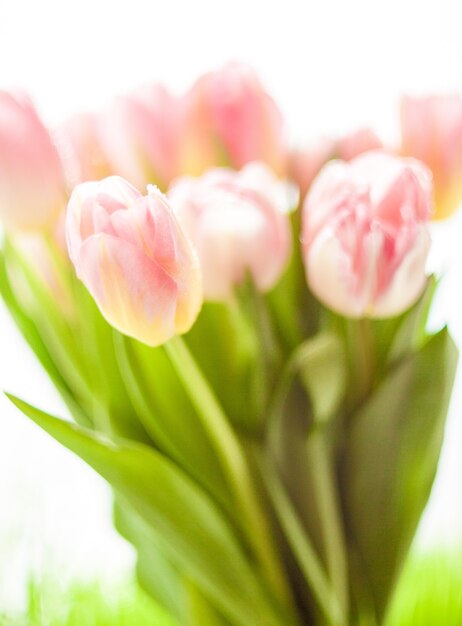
xmin=0 ymin=66 xmax=459 ymax=626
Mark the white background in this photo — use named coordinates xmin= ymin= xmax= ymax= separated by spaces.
xmin=1 ymin=0 xmax=462 ymax=612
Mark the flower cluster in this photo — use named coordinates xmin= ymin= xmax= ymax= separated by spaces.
xmin=2 ymin=64 xmax=459 ymax=343
xmin=0 ymin=64 xmax=459 ymax=626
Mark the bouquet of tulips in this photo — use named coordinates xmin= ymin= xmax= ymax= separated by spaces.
xmin=0 ymin=64 xmax=460 ymax=626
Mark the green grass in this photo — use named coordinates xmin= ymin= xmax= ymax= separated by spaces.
xmin=1 ymin=551 xmax=461 ymax=625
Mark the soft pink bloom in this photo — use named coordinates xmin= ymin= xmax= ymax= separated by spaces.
xmin=335 ymin=127 xmax=384 ymax=162
xmin=10 ymin=229 xmax=73 ymax=316
xmin=289 ymin=138 xmax=336 ymax=201
xmin=168 ymin=162 xmax=292 ymax=301
xmin=57 ymin=112 xmax=111 ymax=186
xmin=179 ymin=63 xmax=287 ymax=176
xmin=303 ymin=151 xmax=433 ymax=318
xmin=66 ymin=176 xmax=202 ymax=346
xmin=401 ymin=94 xmax=462 ymax=219
xmin=289 ymin=130 xmax=383 ymax=203
xmin=0 ymin=91 xmax=67 ymax=230
xmin=98 ymin=84 xmax=179 ymax=190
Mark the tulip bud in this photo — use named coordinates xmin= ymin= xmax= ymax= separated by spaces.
xmin=57 ymin=112 xmax=111 ymax=186
xmin=168 ymin=163 xmax=291 ymax=301
xmin=401 ymin=95 xmax=462 ymax=220
xmin=179 ymin=63 xmax=287 ymax=176
xmin=335 ymin=127 xmax=384 ymax=162
xmin=98 ymin=84 xmax=179 ymax=190
xmin=66 ymin=176 xmax=202 ymax=346
xmin=8 ymin=227 xmax=73 ymax=317
xmin=289 ymin=138 xmax=336 ymax=200
xmin=0 ymin=91 xmax=67 ymax=231
xmin=302 ymin=151 xmax=432 ymax=318
xmin=289 ymin=130 xmax=383 ymax=202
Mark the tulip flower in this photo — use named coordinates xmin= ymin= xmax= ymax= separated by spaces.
xmin=179 ymin=63 xmax=287 ymax=176
xmin=289 ymin=129 xmax=383 ymax=202
xmin=0 ymin=91 xmax=67 ymax=231
xmin=335 ymin=127 xmax=384 ymax=162
xmin=401 ymin=94 xmax=462 ymax=220
xmin=98 ymin=84 xmax=179 ymax=190
xmin=57 ymin=112 xmax=111 ymax=186
xmin=302 ymin=151 xmax=433 ymax=318
xmin=66 ymin=176 xmax=202 ymax=346
xmin=8 ymin=227 xmax=73 ymax=317
xmin=168 ymin=162 xmax=291 ymax=301
xmin=289 ymin=138 xmax=336 ymax=201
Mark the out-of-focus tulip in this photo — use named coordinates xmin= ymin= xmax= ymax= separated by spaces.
xmin=179 ymin=63 xmax=287 ymax=177
xmin=302 ymin=151 xmax=433 ymax=318
xmin=98 ymin=85 xmax=178 ymax=190
xmin=0 ymin=91 xmax=67 ymax=231
xmin=335 ymin=127 xmax=384 ymax=162
xmin=9 ymin=229 xmax=73 ymax=316
xmin=57 ymin=112 xmax=111 ymax=186
xmin=289 ymin=130 xmax=383 ymax=203
xmin=289 ymin=138 xmax=336 ymax=201
xmin=66 ymin=176 xmax=202 ymax=346
xmin=401 ymin=95 xmax=462 ymax=220
xmin=168 ymin=162 xmax=291 ymax=301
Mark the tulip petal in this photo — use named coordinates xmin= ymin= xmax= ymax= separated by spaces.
xmin=78 ymin=234 xmax=178 ymax=346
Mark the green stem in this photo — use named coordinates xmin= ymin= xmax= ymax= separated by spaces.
xmin=257 ymin=451 xmax=346 ymax=626
xmin=164 ymin=336 xmax=297 ymax=621
xmin=346 ymin=318 xmax=376 ymax=411
xmin=306 ymin=428 xmax=349 ymax=621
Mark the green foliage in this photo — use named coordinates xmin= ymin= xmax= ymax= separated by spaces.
xmin=6 ymin=396 xmax=291 ymax=626
xmin=2 ymin=222 xmax=458 ymax=626
xmin=1 ymin=551 xmax=461 ymax=626
xmin=342 ymin=328 xmax=458 ymax=622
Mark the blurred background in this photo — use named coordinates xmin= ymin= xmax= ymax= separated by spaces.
xmin=1 ymin=0 xmax=461 ymax=614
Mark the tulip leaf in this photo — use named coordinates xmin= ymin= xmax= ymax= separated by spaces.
xmin=266 ymin=332 xmax=347 ymax=618
xmin=6 ymin=395 xmax=288 ymax=626
xmin=295 ymin=332 xmax=347 ymax=425
xmin=185 ymin=301 xmax=263 ymax=432
xmin=184 ymin=579 xmax=234 ymax=626
xmin=369 ymin=275 xmax=438 ymax=374
xmin=2 ymin=243 xmax=148 ymax=440
xmin=113 ymin=497 xmax=183 ymax=622
xmin=0 ymin=250 xmax=91 ymax=426
xmin=116 ymin=499 xmax=233 ymax=626
xmin=342 ymin=327 xmax=458 ymax=621
xmin=114 ymin=333 xmax=232 ymax=515
xmin=266 ymin=210 xmax=321 ymax=350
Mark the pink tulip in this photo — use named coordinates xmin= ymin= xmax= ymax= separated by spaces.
xmin=57 ymin=112 xmax=111 ymax=186
xmin=303 ymin=151 xmax=433 ymax=318
xmin=401 ymin=94 xmax=462 ymax=219
xmin=0 ymin=91 xmax=67 ymax=231
xmin=9 ymin=228 xmax=73 ymax=315
xmin=179 ymin=63 xmax=287 ymax=176
xmin=289 ymin=130 xmax=383 ymax=202
xmin=289 ymin=138 xmax=336 ymax=200
xmin=168 ymin=162 xmax=291 ymax=301
xmin=98 ymin=84 xmax=179 ymax=190
xmin=335 ymin=127 xmax=384 ymax=162
xmin=66 ymin=176 xmax=202 ymax=346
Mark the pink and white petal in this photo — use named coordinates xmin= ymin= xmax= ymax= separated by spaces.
xmin=306 ymin=229 xmax=365 ymax=318
xmin=78 ymin=234 xmax=178 ymax=346
xmin=371 ymin=228 xmax=431 ymax=318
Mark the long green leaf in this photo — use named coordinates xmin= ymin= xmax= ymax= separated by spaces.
xmin=342 ymin=327 xmax=458 ymax=621
xmin=113 ymin=497 xmax=182 ymax=622
xmin=7 ymin=395 xmax=290 ymax=626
